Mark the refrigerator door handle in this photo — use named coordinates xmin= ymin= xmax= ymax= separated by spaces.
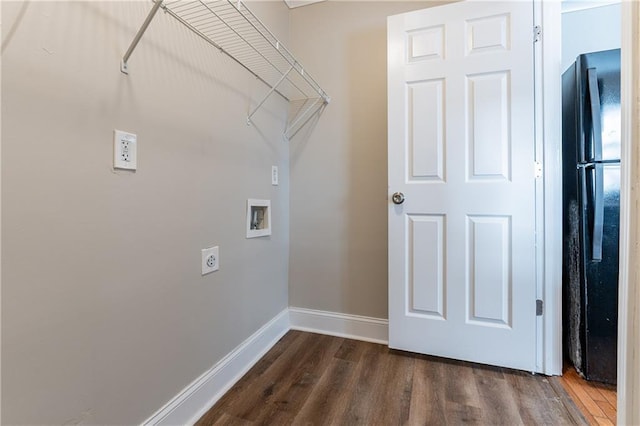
xmin=587 ymin=68 xmax=603 ymax=161
xmin=587 ymin=67 xmax=604 ymax=261
xmin=592 ymin=163 xmax=604 ymax=261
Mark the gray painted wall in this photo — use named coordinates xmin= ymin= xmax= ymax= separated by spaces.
xmin=1 ymin=1 xmax=290 ymax=424
xmin=288 ymin=2 xmax=446 ymax=319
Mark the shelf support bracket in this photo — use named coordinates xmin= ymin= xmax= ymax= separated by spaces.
xmin=285 ymin=96 xmax=325 ymax=139
xmin=247 ymin=66 xmax=294 ymax=124
xmin=121 ymin=0 xmax=164 ymax=74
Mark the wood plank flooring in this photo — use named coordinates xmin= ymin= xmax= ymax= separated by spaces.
xmin=196 ymin=331 xmax=586 ymax=425
xmin=555 ymin=367 xmax=617 ymax=425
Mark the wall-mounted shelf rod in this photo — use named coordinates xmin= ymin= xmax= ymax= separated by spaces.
xmin=120 ymin=0 xmax=164 ymax=74
xmin=248 ymin=66 xmax=294 ymax=124
xmin=285 ymin=97 xmax=324 ymax=139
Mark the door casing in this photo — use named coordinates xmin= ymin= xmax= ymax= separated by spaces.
xmin=617 ymin=1 xmax=639 ymax=423
xmin=536 ymin=0 xmax=562 ymax=376
xmin=541 ymin=1 xmax=639 ymax=422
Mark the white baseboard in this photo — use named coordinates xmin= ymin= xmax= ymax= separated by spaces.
xmin=289 ymin=307 xmax=389 ymax=344
xmin=142 ymin=308 xmax=290 ymax=426
xmin=142 ymin=307 xmax=388 ymax=425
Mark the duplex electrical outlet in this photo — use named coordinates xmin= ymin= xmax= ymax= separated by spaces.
xmin=114 ymin=130 xmax=137 ymax=170
xmin=201 ymin=246 xmax=219 ymax=275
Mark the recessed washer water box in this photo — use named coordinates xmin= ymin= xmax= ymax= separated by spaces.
xmin=246 ymin=199 xmax=271 ymax=238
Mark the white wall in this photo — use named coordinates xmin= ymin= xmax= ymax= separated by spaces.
xmin=562 ymin=3 xmax=621 ymax=71
xmin=1 ymin=2 xmax=290 ymax=424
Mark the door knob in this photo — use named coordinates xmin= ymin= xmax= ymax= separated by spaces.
xmin=392 ymin=192 xmax=405 ymax=205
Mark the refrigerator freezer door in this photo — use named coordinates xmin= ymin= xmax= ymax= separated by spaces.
xmin=579 ymin=50 xmax=621 ymax=162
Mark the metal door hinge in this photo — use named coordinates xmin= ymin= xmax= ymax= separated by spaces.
xmin=533 ymin=25 xmax=541 ymax=43
xmin=536 ymin=299 xmax=544 ymax=316
xmin=534 ymin=161 xmax=543 ymax=178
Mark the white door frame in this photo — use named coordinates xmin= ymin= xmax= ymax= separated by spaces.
xmin=618 ymin=1 xmax=639 ymax=424
xmin=538 ymin=0 xmax=562 ymax=377
xmin=541 ymin=0 xmax=639 ymax=423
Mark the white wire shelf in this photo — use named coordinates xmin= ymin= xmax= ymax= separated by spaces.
xmin=121 ymin=0 xmax=330 ymax=138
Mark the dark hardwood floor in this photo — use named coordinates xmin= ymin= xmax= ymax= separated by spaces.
xmin=196 ymin=331 xmax=586 ymax=425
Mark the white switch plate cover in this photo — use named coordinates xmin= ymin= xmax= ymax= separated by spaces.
xmin=201 ymin=246 xmax=219 ymax=275
xmin=271 ymin=166 xmax=279 ymax=185
xmin=114 ymin=130 xmax=137 ymax=170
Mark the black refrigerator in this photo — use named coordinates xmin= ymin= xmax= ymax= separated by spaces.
xmin=562 ymin=48 xmax=620 ymax=385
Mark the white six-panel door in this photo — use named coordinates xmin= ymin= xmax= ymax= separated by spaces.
xmin=388 ymin=1 xmax=537 ymax=371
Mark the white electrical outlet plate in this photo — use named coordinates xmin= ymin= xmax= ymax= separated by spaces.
xmin=271 ymin=166 xmax=279 ymax=186
xmin=201 ymin=246 xmax=219 ymax=275
xmin=114 ymin=130 xmax=137 ymax=170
